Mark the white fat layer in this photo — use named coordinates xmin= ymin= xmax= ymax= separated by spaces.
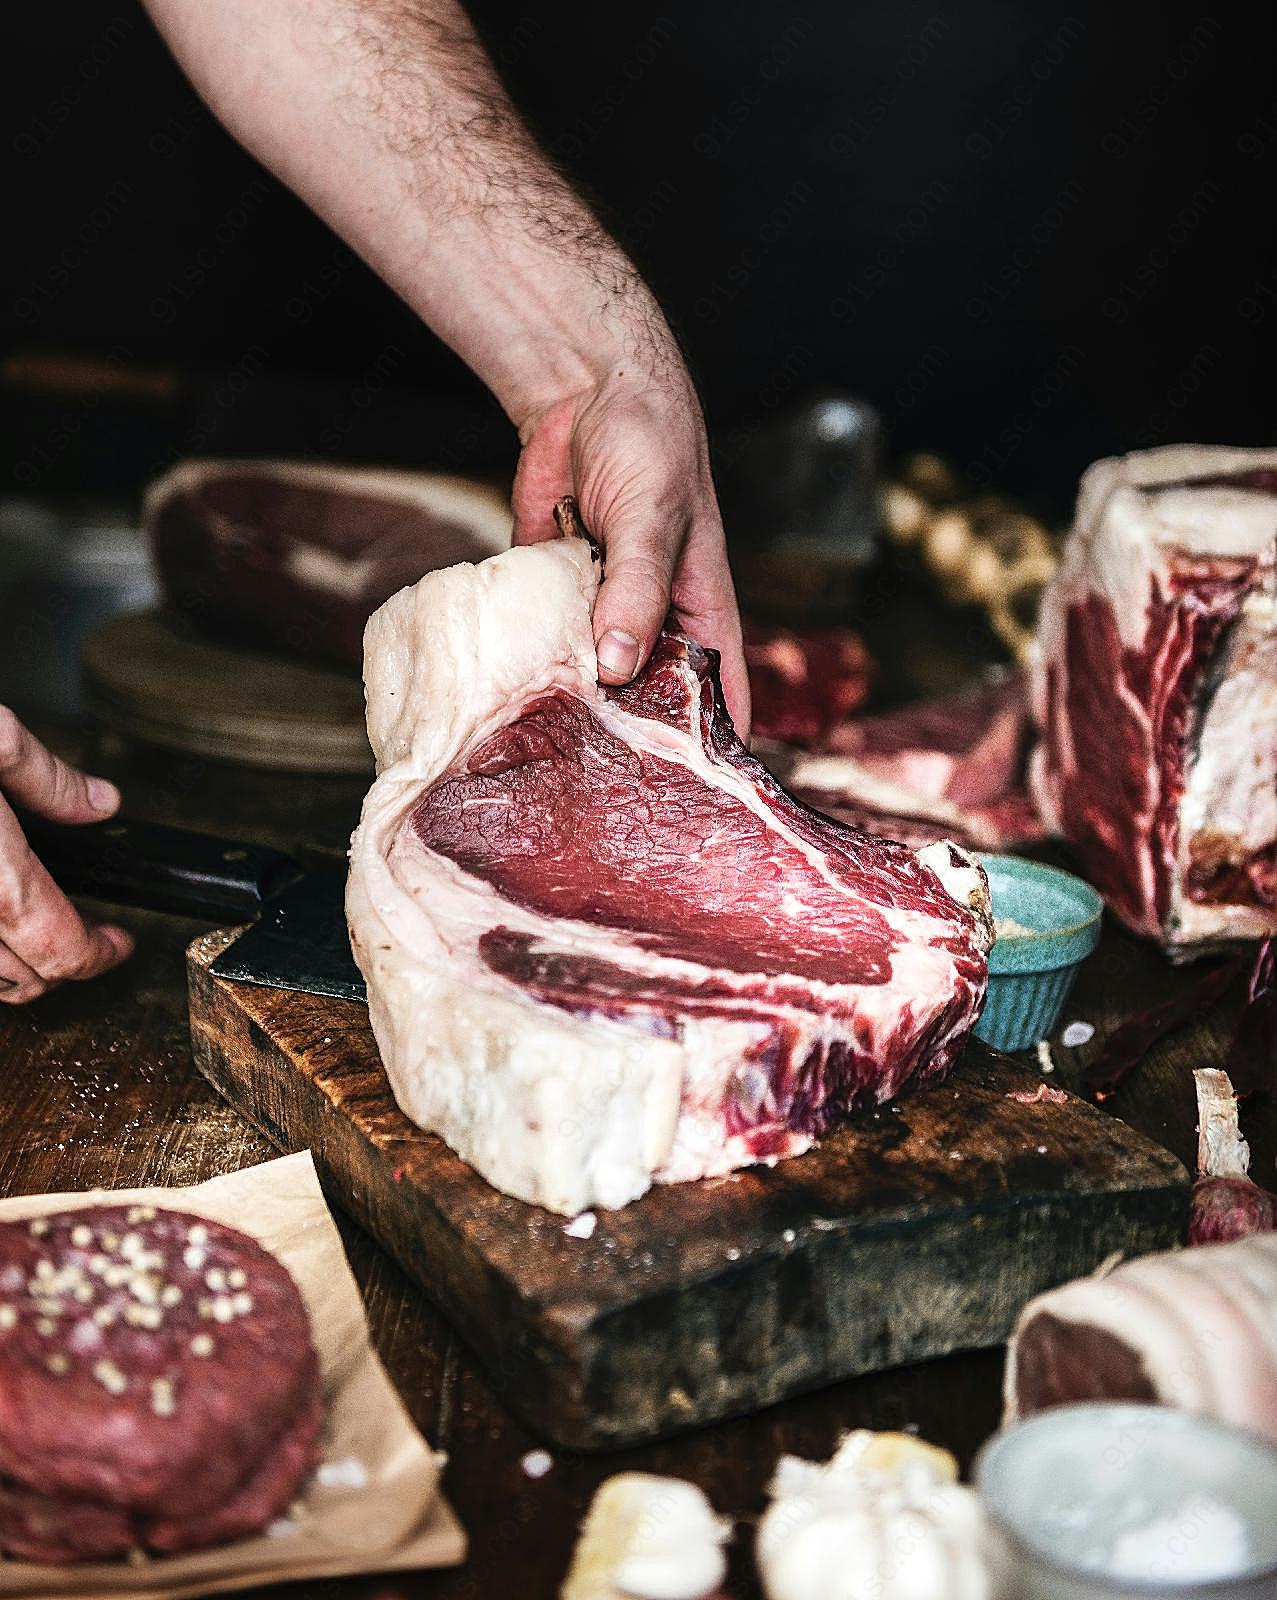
xmin=349 ymin=538 xmax=988 ymax=1214
xmin=1003 ymin=1233 xmax=1277 ymax=1443
xmin=783 ymin=753 xmax=974 ymax=831
xmin=283 ymin=544 xmax=378 ymax=601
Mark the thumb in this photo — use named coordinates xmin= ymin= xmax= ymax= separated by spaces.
xmin=589 ymin=512 xmax=679 ymax=685
xmin=0 ymin=708 xmax=120 ymax=823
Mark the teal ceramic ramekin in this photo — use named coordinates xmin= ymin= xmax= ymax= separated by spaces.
xmin=974 ymin=854 xmax=1103 ymax=1052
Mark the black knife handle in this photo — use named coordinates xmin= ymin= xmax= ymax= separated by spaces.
xmin=14 ymin=811 xmax=305 ymax=922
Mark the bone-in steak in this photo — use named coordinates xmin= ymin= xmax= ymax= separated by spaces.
xmin=347 ymin=505 xmax=992 ymax=1214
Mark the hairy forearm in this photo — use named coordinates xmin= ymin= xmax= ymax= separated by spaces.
xmin=142 ymin=0 xmax=679 ymax=426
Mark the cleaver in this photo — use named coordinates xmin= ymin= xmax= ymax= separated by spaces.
xmin=21 ymin=811 xmax=366 ymax=1003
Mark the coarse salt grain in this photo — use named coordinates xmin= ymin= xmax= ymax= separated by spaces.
xmin=70 ymin=1224 xmax=92 ymax=1248
xmin=187 ymin=1225 xmax=208 ymax=1246
xmin=227 ymin=1268 xmax=247 ymax=1290
xmin=205 ymin=1267 xmax=228 ymax=1293
xmin=45 ymin=1353 xmax=69 ymax=1375
xmin=151 ymin=1378 xmax=176 ymax=1417
xmin=1061 ymin=1020 xmax=1095 ymax=1048
xmin=191 ymin=1333 xmax=214 ymax=1357
xmin=231 ymin=1292 xmax=253 ymax=1315
xmin=28 ymin=1219 xmax=48 ymax=1236
xmin=0 ymin=1306 xmax=15 ymax=1330
xmin=1036 ymin=1040 xmax=1055 ymax=1074
xmin=183 ymin=1246 xmax=206 ymax=1271
xmin=94 ymin=1360 xmax=127 ymax=1395
xmin=161 ymin=1284 xmax=182 ymax=1307
xmin=521 ymin=1450 xmax=554 ymax=1479
xmin=563 ymin=1211 xmax=597 ymax=1240
xmin=36 ymin=1319 xmax=56 ymax=1337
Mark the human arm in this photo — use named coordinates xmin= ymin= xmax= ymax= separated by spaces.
xmin=140 ymin=0 xmax=751 ymax=730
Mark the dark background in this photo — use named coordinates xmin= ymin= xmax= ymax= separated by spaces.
xmin=4 ymin=0 xmax=1273 ymax=516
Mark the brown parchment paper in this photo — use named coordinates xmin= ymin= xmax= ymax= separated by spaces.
xmin=0 ymin=1150 xmax=465 ymax=1598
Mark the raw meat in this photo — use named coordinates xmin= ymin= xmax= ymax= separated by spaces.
xmin=741 ymin=620 xmax=872 ymax=746
xmin=1003 ymin=1232 xmax=1277 ymax=1447
xmin=145 ymin=459 xmax=511 ymax=664
xmin=1030 ymin=445 xmax=1277 ymax=956
xmin=776 ymin=675 xmax=1044 ymax=852
xmin=346 ymin=504 xmax=993 ymax=1215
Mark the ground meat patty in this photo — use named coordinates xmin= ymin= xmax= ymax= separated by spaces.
xmin=0 ymin=1388 xmax=325 ymax=1562
xmin=0 ymin=1204 xmax=323 ymax=1560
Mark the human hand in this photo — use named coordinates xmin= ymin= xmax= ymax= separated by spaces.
xmin=510 ymin=371 xmax=751 ymax=740
xmin=0 ymin=710 xmax=134 ymax=1003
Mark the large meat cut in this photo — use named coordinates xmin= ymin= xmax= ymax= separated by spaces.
xmin=346 ymin=504 xmax=992 ymax=1214
xmin=145 ymin=459 xmax=510 ymax=663
xmin=776 ymin=674 xmax=1044 ymax=852
xmin=1030 ymin=445 xmax=1277 ymax=956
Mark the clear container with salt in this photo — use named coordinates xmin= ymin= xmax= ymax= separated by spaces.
xmin=975 ymin=1403 xmax=1277 ymax=1599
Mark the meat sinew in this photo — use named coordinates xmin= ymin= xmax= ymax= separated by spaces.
xmin=1030 ymin=445 xmax=1277 ymax=956
xmin=346 ymin=503 xmax=992 ymax=1215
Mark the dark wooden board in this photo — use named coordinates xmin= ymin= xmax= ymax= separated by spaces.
xmin=81 ymin=610 xmax=373 ymax=774
xmin=187 ymin=929 xmax=1189 ymax=1451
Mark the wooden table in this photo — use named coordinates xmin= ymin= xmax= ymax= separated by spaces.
xmin=1 ymin=715 xmax=1266 ymax=1600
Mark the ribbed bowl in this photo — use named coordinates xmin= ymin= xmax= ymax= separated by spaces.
xmin=974 ymin=854 xmax=1103 ymax=1053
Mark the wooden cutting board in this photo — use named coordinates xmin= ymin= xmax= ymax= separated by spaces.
xmin=81 ymin=611 xmax=373 ymax=774
xmin=187 ymin=931 xmax=1189 ymax=1451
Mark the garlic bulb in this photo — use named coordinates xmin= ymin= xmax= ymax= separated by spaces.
xmin=757 ymin=1431 xmax=990 ymax=1600
xmin=561 ymin=1472 xmax=730 ymax=1600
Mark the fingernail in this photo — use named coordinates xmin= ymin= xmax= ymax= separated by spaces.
xmin=596 ymin=629 xmax=640 ymax=681
xmin=88 ymin=777 xmax=120 ymax=814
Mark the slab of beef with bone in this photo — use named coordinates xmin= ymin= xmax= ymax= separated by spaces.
xmin=346 ymin=502 xmax=992 ymax=1215
xmin=1030 ymin=445 xmax=1277 ymax=956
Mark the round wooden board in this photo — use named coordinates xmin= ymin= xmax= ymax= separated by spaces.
xmin=81 ymin=610 xmax=373 ymax=774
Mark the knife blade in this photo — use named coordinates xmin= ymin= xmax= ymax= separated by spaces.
xmin=209 ymin=869 xmax=366 ymax=1002
xmin=24 ymin=811 xmax=366 ymax=1002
